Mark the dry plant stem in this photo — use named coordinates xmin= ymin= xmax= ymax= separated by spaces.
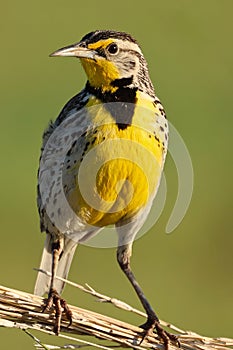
xmin=0 ymin=284 xmax=232 ymax=350
xmin=34 ymin=268 xmax=185 ymax=334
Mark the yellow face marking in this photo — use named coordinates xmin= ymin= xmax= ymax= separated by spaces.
xmin=80 ymin=39 xmax=120 ymax=92
xmin=87 ymin=39 xmax=115 ymax=51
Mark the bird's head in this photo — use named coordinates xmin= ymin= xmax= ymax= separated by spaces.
xmin=50 ymin=30 xmax=154 ymax=95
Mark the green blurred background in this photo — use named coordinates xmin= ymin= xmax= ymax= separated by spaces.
xmin=1 ymin=0 xmax=233 ymax=348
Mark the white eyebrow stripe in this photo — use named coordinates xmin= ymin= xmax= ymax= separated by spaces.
xmin=113 ymin=39 xmax=142 ymax=55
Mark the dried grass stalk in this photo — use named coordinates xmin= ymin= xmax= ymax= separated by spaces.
xmin=0 ymin=278 xmax=232 ymax=350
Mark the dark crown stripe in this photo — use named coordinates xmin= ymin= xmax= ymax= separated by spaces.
xmin=81 ymin=30 xmax=138 ymax=45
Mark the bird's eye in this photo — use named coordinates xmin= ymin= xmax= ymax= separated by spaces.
xmin=107 ymin=43 xmax=119 ymax=54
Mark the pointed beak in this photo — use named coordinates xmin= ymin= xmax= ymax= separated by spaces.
xmin=50 ymin=43 xmax=96 ymax=59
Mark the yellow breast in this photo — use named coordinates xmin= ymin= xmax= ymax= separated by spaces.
xmin=65 ymin=92 xmax=165 ymax=227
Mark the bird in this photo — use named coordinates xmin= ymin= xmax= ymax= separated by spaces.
xmin=34 ymin=30 xmax=178 ymax=349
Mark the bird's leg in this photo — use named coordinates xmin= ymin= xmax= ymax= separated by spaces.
xmin=117 ymin=244 xmax=180 ymax=349
xmin=42 ymin=239 xmax=72 ymax=334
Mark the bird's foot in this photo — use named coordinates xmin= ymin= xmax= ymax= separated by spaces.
xmin=42 ymin=288 xmax=72 ymax=335
xmin=140 ymin=317 xmax=180 ymax=350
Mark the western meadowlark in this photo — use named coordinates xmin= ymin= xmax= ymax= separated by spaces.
xmin=35 ymin=30 xmax=178 ymax=349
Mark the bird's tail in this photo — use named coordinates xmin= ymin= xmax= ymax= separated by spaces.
xmin=34 ymin=234 xmax=78 ymax=296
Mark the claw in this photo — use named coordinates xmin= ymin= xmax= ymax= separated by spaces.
xmin=60 ymin=296 xmax=73 ymax=327
xmin=139 ymin=318 xmax=157 ymax=344
xmin=140 ymin=317 xmax=180 ymax=349
xmin=42 ymin=288 xmax=72 ymax=334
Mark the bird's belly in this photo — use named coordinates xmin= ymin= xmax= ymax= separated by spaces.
xmin=65 ymin=124 xmax=164 ymax=227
